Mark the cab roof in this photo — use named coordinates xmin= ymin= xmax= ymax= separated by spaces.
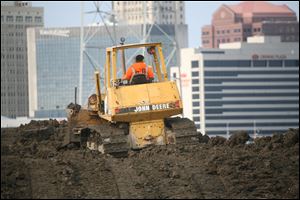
xmin=107 ymin=42 xmax=162 ymax=51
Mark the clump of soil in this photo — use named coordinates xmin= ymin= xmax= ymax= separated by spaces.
xmin=1 ymin=120 xmax=299 ymax=199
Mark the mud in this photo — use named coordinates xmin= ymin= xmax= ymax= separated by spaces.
xmin=1 ymin=120 xmax=299 ymax=199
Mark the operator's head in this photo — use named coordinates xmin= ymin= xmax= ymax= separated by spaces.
xmin=135 ymin=54 xmax=144 ymax=62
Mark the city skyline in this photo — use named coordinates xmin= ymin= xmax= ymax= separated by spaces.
xmin=32 ymin=1 xmax=299 ymax=48
xmin=1 ymin=1 xmax=299 ymax=121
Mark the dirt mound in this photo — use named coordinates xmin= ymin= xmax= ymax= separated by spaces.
xmin=1 ymin=121 xmax=299 ymax=199
xmin=227 ymin=130 xmax=250 ymax=146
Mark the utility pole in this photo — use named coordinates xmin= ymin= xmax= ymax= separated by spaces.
xmin=173 ymin=2 xmax=183 ymax=101
xmin=79 ymin=1 xmax=84 ymax=105
xmin=142 ymin=1 xmax=147 ymax=55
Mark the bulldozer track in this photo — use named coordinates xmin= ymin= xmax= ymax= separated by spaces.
xmin=83 ymin=124 xmax=130 ymax=157
xmin=165 ymin=117 xmax=200 ymax=144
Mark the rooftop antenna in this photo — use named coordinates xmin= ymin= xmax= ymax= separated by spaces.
xmin=120 ymin=37 xmax=126 ymax=75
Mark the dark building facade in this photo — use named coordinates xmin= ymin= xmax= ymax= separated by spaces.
xmin=1 ymin=1 xmax=43 ymax=118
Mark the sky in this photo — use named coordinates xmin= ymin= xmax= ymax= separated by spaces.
xmin=32 ymin=1 xmax=299 ymax=48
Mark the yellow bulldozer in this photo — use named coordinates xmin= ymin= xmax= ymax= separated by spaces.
xmin=65 ymin=42 xmax=199 ymax=156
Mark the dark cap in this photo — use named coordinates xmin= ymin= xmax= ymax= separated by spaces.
xmin=135 ymin=54 xmax=144 ymax=62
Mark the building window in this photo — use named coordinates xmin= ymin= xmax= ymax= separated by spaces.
xmin=253 ymin=60 xmax=267 ymax=67
xmin=269 ymin=60 xmax=283 ymax=67
xmin=192 ymin=79 xmax=199 ymax=84
xmin=6 ymin=16 xmax=13 ymax=22
xmin=25 ymin=16 xmax=32 ymax=22
xmin=284 ymin=60 xmax=299 ymax=67
xmin=244 ymin=28 xmax=251 ymax=33
xmin=192 ymin=87 xmax=199 ymax=92
xmin=192 ymin=94 xmax=199 ymax=99
xmin=16 ymin=16 xmax=23 ymax=22
xmin=35 ymin=16 xmax=42 ymax=23
xmin=193 ymin=117 xmax=200 ymax=122
xmin=192 ymin=71 xmax=199 ymax=77
xmin=204 ymin=60 xmax=251 ymax=67
xmin=191 ymin=60 xmax=199 ymax=68
xmin=192 ymin=102 xmax=200 ymax=107
xmin=290 ymin=27 xmax=295 ymax=33
xmin=193 ymin=109 xmax=200 ymax=114
xmin=286 ymin=36 xmax=290 ymax=41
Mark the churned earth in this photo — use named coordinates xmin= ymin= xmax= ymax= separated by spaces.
xmin=1 ymin=120 xmax=299 ymax=199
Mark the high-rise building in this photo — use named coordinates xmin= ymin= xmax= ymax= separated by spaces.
xmin=1 ymin=1 xmax=43 ymax=118
xmin=112 ymin=1 xmax=185 ymax=25
xmin=27 ymin=24 xmax=187 ymax=118
xmin=201 ymin=1 xmax=299 ymax=48
xmin=171 ymin=36 xmax=299 ymax=137
xmin=112 ymin=1 xmax=188 ymax=65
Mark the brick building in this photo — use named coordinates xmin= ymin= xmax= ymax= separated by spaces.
xmin=202 ymin=1 xmax=299 ymax=48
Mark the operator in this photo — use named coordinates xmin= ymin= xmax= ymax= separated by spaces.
xmin=122 ymin=54 xmax=154 ymax=82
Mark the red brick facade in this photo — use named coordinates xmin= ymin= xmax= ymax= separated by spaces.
xmin=202 ymin=1 xmax=299 ymax=48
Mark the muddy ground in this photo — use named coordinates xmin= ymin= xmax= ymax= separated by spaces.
xmin=1 ymin=120 xmax=299 ymax=199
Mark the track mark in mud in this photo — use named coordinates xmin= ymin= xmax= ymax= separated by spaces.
xmin=107 ymin=157 xmax=146 ymax=199
xmin=28 ymin=159 xmax=62 ymax=199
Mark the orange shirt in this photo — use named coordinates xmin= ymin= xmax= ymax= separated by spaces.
xmin=123 ymin=62 xmax=154 ymax=80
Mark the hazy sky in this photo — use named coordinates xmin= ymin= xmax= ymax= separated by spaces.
xmin=32 ymin=1 xmax=299 ymax=48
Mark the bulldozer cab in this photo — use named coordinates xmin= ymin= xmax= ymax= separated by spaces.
xmin=91 ymin=42 xmax=183 ymax=123
xmin=105 ymin=42 xmax=168 ymax=88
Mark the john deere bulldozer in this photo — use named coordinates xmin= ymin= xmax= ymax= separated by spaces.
xmin=65 ymin=42 xmax=200 ymax=156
